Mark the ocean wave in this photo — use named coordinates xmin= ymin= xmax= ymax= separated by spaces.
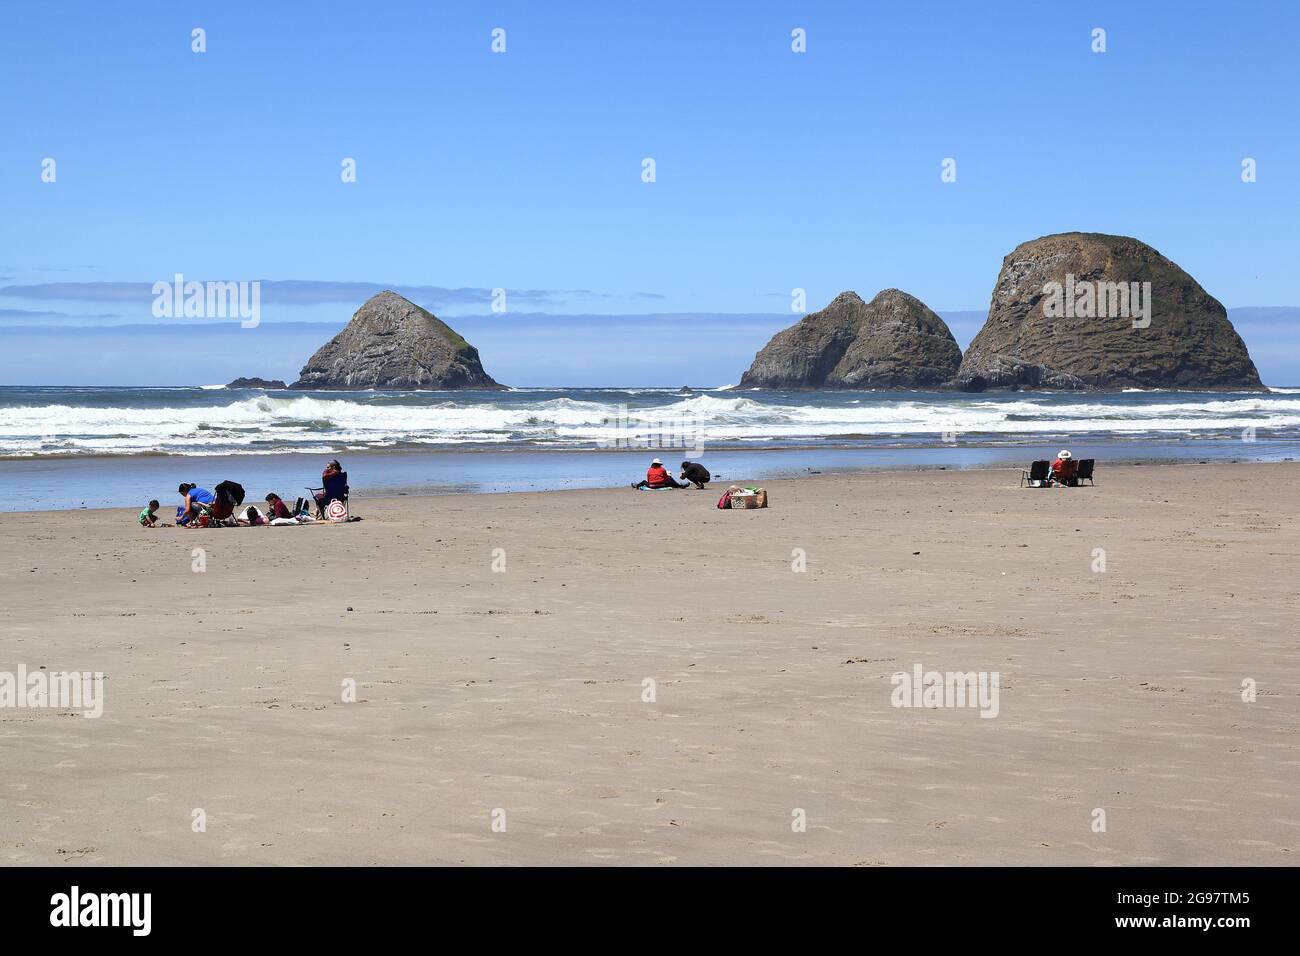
xmin=1 ymin=389 xmax=1299 ymax=456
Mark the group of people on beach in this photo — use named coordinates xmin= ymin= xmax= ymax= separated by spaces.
xmin=631 ymin=458 xmax=712 ymax=490
xmin=632 ymin=450 xmax=1089 ymax=494
xmin=138 ymin=459 xmax=349 ymax=527
xmin=135 ymin=446 xmax=1088 ymax=526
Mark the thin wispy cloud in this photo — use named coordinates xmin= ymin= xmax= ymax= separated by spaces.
xmin=0 ymin=308 xmax=121 ymax=320
xmin=0 ymin=280 xmax=665 ymax=309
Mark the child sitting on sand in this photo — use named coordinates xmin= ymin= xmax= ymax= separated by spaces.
xmin=138 ymin=500 xmax=160 ymax=527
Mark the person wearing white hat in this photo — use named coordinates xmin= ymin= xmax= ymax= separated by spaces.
xmin=631 ymin=457 xmax=688 ymax=489
xmin=1051 ymin=449 xmax=1078 ymax=486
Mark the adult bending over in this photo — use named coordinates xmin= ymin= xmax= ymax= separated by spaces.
xmin=679 ymin=460 xmax=711 ymax=489
xmin=178 ymin=482 xmax=216 ymax=524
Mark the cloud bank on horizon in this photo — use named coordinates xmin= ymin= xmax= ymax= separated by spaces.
xmin=2 ymin=307 xmax=1298 ymax=389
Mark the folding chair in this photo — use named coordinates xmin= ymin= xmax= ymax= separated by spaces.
xmin=307 ymin=471 xmax=349 ymax=517
xmin=1020 ymin=460 xmax=1051 ymax=487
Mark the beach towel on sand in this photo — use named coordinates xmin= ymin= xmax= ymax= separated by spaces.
xmin=637 ymin=485 xmax=677 ymax=491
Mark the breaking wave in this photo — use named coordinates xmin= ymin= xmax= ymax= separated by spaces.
xmin=1 ymin=386 xmax=1298 ymax=457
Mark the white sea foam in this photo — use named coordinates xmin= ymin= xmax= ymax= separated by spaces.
xmin=1 ymin=391 xmax=1298 ymax=456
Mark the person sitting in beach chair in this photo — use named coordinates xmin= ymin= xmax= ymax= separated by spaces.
xmin=1051 ymin=450 xmax=1078 ymax=487
xmin=631 ymin=457 xmax=687 ymax=489
xmin=679 ymin=460 xmax=711 ymax=489
xmin=308 ymin=460 xmax=349 ymax=517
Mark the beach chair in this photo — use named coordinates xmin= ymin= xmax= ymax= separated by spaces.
xmin=1020 ymin=460 xmax=1050 ymax=487
xmin=214 ymin=480 xmax=246 ymax=507
xmin=308 ymin=471 xmax=349 ymax=517
xmin=1076 ymin=459 xmax=1095 ymax=485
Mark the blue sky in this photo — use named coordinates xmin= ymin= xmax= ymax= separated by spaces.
xmin=1 ymin=1 xmax=1298 ymax=385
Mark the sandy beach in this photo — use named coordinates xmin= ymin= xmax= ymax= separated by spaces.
xmin=1 ymin=461 xmax=1296 ymax=866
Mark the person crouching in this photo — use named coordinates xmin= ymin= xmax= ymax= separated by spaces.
xmin=679 ymin=460 xmax=711 ymax=489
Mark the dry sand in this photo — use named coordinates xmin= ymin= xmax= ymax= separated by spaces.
xmin=1 ymin=462 xmax=1296 ymax=866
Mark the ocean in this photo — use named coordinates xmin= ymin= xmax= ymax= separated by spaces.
xmin=0 ymin=384 xmax=1296 ymax=510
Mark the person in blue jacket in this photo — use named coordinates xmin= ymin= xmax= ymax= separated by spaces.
xmin=178 ymin=482 xmax=216 ymax=524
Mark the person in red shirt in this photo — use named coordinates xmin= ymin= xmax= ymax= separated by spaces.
xmin=631 ymin=457 xmax=687 ymax=489
xmin=264 ymin=492 xmax=296 ymax=520
xmin=1050 ymin=449 xmax=1078 ymax=486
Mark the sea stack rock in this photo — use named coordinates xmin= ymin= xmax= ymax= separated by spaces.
xmin=739 ymin=289 xmax=962 ymax=389
xmin=952 ymin=233 xmax=1262 ymax=391
xmin=226 ymin=377 xmax=287 ymax=389
xmin=291 ymin=291 xmax=505 ymax=390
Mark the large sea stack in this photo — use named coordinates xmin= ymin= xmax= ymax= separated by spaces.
xmin=291 ymin=291 xmax=505 ymax=390
xmin=739 ymin=289 xmax=962 ymax=389
xmin=952 ymin=233 xmax=1262 ymax=391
